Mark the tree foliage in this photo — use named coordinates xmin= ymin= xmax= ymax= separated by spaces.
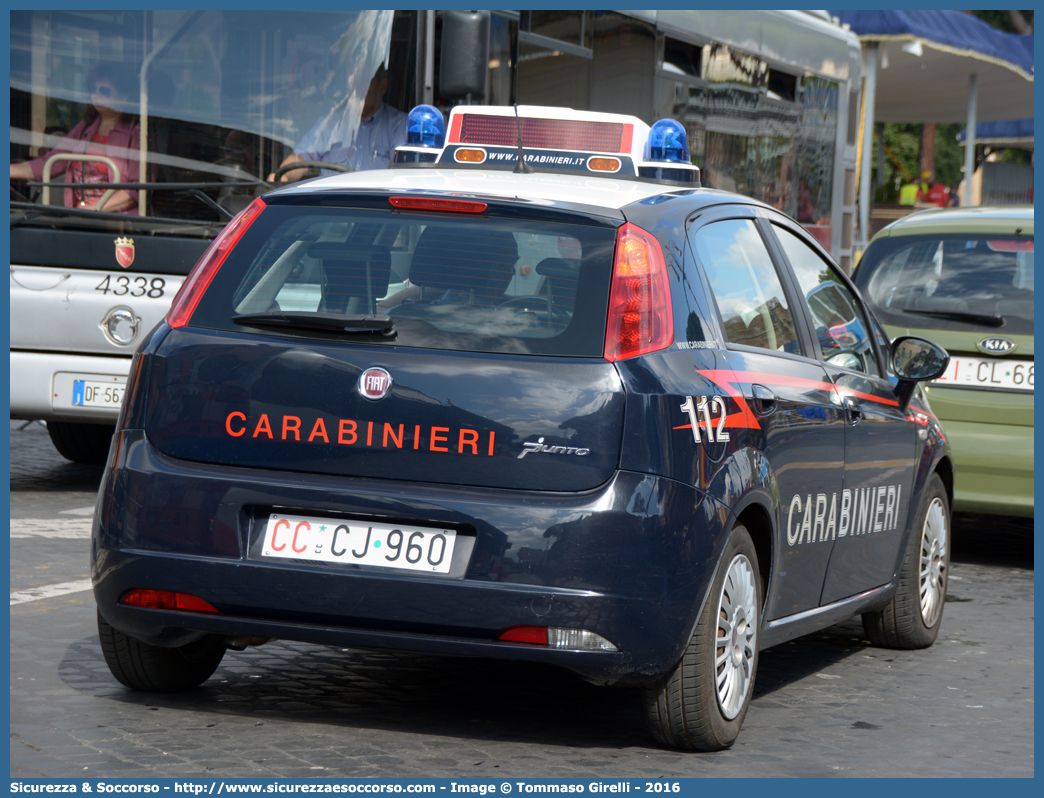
xmin=969 ymin=10 xmax=1033 ymax=34
xmin=871 ymin=124 xmax=964 ymax=201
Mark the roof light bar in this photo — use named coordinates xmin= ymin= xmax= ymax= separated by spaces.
xmin=391 ymin=105 xmax=700 ymax=186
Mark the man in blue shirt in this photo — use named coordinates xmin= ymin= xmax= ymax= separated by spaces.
xmin=269 ymin=65 xmax=407 ymax=182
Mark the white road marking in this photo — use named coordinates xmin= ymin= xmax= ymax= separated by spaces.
xmin=60 ymin=506 xmax=96 ymax=516
xmin=11 ymin=579 xmax=93 ymax=605
xmin=10 ymin=518 xmax=95 ymax=604
xmin=10 ymin=518 xmax=92 ymax=539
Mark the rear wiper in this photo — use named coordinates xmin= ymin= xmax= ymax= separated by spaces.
xmin=233 ymin=311 xmax=395 ymax=335
xmin=898 ymin=308 xmax=1005 ymax=328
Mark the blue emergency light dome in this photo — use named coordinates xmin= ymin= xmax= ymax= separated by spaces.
xmin=645 ymin=119 xmax=689 ymax=163
xmin=406 ymin=105 xmax=446 ymax=148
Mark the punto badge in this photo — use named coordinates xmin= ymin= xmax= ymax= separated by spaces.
xmin=114 ymin=237 xmax=135 ymax=269
xmin=358 ymin=367 xmax=392 ymax=400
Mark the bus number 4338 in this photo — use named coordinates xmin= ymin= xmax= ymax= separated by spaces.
xmin=96 ymin=275 xmax=166 ymax=298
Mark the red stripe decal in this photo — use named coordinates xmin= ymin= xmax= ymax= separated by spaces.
xmin=695 ymin=370 xmax=762 ymax=430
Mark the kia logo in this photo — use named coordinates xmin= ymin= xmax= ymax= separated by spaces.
xmin=977 ymin=337 xmax=1016 ymax=355
xmin=358 ymin=367 xmax=392 ymax=400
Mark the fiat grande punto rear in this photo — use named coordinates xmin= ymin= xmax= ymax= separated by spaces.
xmin=94 ymin=105 xmax=954 ymax=751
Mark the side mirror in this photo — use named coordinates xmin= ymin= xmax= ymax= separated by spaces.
xmin=891 ymin=336 xmax=950 ymax=413
xmin=439 ymin=11 xmax=490 ymax=101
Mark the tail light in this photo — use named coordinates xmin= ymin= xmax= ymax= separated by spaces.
xmin=603 ymin=223 xmax=673 ymax=361
xmin=498 ymin=626 xmax=548 ymax=645
xmin=166 ymin=197 xmax=266 ymax=328
xmin=119 ymin=589 xmax=219 ymax=613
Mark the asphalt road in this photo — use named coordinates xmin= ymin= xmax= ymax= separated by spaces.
xmin=9 ymin=420 xmax=1034 ymax=778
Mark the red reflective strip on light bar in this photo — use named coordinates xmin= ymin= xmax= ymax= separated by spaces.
xmin=389 ymin=197 xmax=488 ymax=213
xmin=458 ymin=115 xmax=629 ymax=153
xmin=620 ymin=124 xmax=634 ymax=153
xmin=497 ymin=626 xmax=548 ymax=645
xmin=447 ymin=112 xmax=464 ymax=145
xmin=119 ymin=589 xmax=219 ymax=613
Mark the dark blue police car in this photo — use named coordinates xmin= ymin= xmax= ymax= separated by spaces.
xmin=93 ymin=104 xmax=953 ymax=751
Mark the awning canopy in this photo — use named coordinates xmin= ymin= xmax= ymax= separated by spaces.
xmin=830 ymin=10 xmax=1033 ymax=123
xmin=957 ymin=118 xmax=1034 ymax=149
xmin=831 ymin=9 xmax=1034 ymax=241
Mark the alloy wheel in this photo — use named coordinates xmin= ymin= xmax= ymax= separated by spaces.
xmin=919 ymin=497 xmax=948 ymax=627
xmin=715 ymin=554 xmax=757 ymax=719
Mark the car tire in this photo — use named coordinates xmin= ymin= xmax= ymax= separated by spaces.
xmin=46 ymin=421 xmax=115 ymax=464
xmin=642 ymin=524 xmax=761 ymax=751
xmin=862 ymin=473 xmax=950 ymax=649
xmin=97 ymin=611 xmax=226 ymax=692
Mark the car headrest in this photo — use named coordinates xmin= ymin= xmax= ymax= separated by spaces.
xmin=534 ymin=258 xmax=581 ymax=305
xmin=409 ymin=226 xmax=518 ymax=303
xmin=534 ymin=258 xmax=580 ymax=279
xmin=308 ymin=242 xmax=391 ymax=313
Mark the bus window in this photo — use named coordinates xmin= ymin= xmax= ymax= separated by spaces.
xmin=11 ymin=10 xmax=409 ymax=228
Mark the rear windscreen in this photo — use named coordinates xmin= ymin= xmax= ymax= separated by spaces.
xmin=190 ymin=204 xmax=618 ymax=356
xmin=860 ymin=234 xmax=1033 ymax=335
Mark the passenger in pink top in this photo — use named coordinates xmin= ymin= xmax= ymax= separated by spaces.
xmin=11 ymin=62 xmax=143 ymax=214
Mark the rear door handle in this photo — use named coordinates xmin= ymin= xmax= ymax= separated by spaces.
xmin=751 ymin=384 xmax=777 ymax=417
xmin=843 ymin=395 xmax=864 ymax=425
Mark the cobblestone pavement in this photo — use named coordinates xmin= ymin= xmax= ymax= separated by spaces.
xmin=9 ymin=421 xmax=1034 ymax=778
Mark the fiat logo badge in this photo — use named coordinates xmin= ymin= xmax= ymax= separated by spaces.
xmin=358 ymin=367 xmax=392 ymax=400
xmin=977 ymin=337 xmax=1016 ymax=355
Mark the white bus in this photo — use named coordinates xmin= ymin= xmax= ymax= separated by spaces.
xmin=10 ymin=9 xmax=861 ymax=461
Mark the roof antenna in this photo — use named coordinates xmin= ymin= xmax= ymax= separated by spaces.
xmin=512 ymin=104 xmax=534 ymax=174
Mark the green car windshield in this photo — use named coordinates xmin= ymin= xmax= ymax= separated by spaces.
xmin=862 ymin=234 xmax=1033 ymax=336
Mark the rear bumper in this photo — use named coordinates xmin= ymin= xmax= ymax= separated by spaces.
xmin=93 ymin=430 xmax=730 ymax=685
xmin=10 ymin=349 xmax=131 ymax=422
xmin=944 ymin=418 xmax=1033 ymax=517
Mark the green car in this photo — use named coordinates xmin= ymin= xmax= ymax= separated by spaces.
xmin=854 ymin=206 xmax=1033 ymax=517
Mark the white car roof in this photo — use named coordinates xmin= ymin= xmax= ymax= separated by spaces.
xmin=276 ymin=167 xmax=688 ymax=211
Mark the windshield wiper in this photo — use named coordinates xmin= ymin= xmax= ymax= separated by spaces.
xmin=898 ymin=308 xmax=1005 ymax=328
xmin=233 ymin=311 xmax=395 ymax=335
